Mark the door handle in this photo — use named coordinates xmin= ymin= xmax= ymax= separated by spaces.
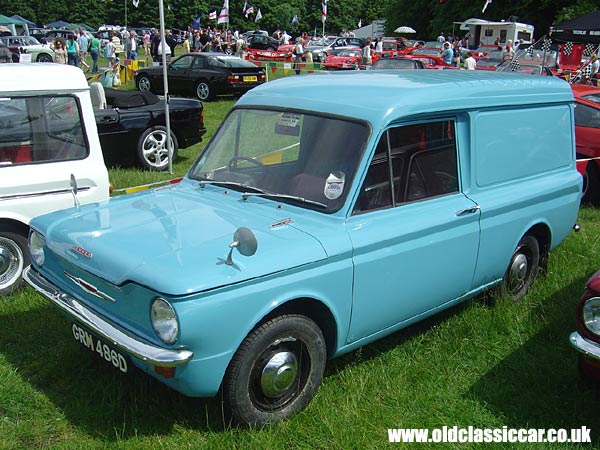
xmin=456 ymin=205 xmax=480 ymax=216
xmin=100 ymin=116 xmax=118 ymax=123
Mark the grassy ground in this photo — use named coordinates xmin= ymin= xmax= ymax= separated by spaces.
xmin=2 ymin=207 xmax=600 ymax=449
xmin=2 ymin=57 xmax=600 ymax=449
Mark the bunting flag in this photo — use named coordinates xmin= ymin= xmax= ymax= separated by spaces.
xmin=481 ymin=0 xmax=491 ymax=13
xmin=208 ymin=10 xmax=217 ymax=20
xmin=245 ymin=6 xmax=254 ymax=18
xmin=132 ymin=0 xmax=139 ymax=7
xmin=358 ymin=19 xmax=362 ymax=28
xmin=255 ymin=8 xmax=262 ymax=22
xmin=291 ymin=14 xmax=298 ymax=25
xmin=242 ymin=0 xmax=247 ymax=13
xmin=192 ymin=12 xmax=202 ymax=30
xmin=322 ymin=0 xmax=327 ymax=22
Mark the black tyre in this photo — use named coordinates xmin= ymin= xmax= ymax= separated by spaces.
xmin=223 ymin=314 xmax=327 ymax=427
xmin=195 ymin=80 xmax=214 ymax=101
xmin=136 ymin=126 xmax=178 ymax=171
xmin=36 ymin=53 xmax=53 ymax=63
xmin=502 ymin=235 xmax=540 ymax=301
xmin=581 ymin=159 xmax=600 ymax=205
xmin=137 ymin=75 xmax=152 ymax=92
xmin=0 ymin=231 xmax=29 ymax=296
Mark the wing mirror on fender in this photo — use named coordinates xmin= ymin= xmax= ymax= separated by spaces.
xmin=225 ymin=227 xmax=258 ymax=266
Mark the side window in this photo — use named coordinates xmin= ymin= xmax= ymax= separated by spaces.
xmin=171 ymin=55 xmax=194 ymax=69
xmin=0 ymin=96 xmax=87 ymax=166
xmin=574 ymin=103 xmax=600 ymax=129
xmin=354 ymin=120 xmax=458 ymax=214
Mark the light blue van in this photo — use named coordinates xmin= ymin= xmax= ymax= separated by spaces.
xmin=24 ymin=71 xmax=581 ymax=426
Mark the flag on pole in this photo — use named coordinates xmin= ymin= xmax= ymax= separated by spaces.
xmin=132 ymin=0 xmax=139 ymax=7
xmin=192 ymin=12 xmax=202 ymax=29
xmin=218 ymin=0 xmax=229 ymax=23
xmin=358 ymin=19 xmax=362 ymax=28
xmin=245 ymin=6 xmax=254 ymax=18
xmin=218 ymin=7 xmax=229 ymax=24
xmin=322 ymin=0 xmax=327 ymax=22
xmin=209 ymin=10 xmax=217 ymax=20
xmin=242 ymin=0 xmax=247 ymax=13
xmin=255 ymin=8 xmax=262 ymax=22
xmin=482 ymin=0 xmax=492 ymax=13
xmin=291 ymin=14 xmax=298 ymax=25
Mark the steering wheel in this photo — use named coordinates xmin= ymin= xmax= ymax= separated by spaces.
xmin=227 ymin=156 xmax=264 ymax=171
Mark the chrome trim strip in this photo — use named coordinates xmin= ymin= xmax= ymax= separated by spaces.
xmin=569 ymin=331 xmax=600 ymax=361
xmin=23 ymin=266 xmax=193 ymax=367
xmin=0 ymin=186 xmax=91 ymax=202
xmin=64 ymin=271 xmax=115 ymax=303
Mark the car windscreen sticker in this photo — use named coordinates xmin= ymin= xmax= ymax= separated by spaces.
xmin=278 ymin=113 xmax=300 ymax=128
xmin=324 ymin=172 xmax=345 ymax=200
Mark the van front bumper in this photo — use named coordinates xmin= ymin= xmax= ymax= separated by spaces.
xmin=23 ymin=266 xmax=193 ymax=367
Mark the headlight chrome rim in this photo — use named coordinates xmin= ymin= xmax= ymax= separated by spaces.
xmin=583 ymin=297 xmax=600 ymax=337
xmin=29 ymin=231 xmax=45 ymax=266
xmin=151 ymin=297 xmax=179 ymax=345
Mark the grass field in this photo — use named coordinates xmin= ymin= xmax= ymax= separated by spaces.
xmin=2 ymin=71 xmax=600 ymax=449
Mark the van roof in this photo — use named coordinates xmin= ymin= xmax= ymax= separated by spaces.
xmin=0 ymin=63 xmax=89 ymax=94
xmin=237 ymin=71 xmax=573 ymax=128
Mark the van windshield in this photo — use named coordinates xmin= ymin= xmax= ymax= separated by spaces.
xmin=189 ymin=108 xmax=370 ymax=213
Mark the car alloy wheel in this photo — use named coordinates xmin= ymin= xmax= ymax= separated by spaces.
xmin=195 ymin=81 xmax=213 ymax=101
xmin=0 ymin=231 xmax=29 ymax=296
xmin=223 ymin=314 xmax=326 ymax=427
xmin=137 ymin=75 xmax=152 ymax=92
xmin=502 ymin=235 xmax=540 ymax=301
xmin=36 ymin=53 xmax=53 ymax=63
xmin=137 ymin=126 xmax=178 ymax=171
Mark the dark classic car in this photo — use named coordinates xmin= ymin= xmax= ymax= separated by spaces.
xmin=134 ymin=53 xmax=266 ymax=102
xmin=90 ymin=83 xmax=206 ymax=170
xmin=371 ymin=57 xmax=425 ymax=70
xmin=245 ymin=34 xmax=280 ymax=51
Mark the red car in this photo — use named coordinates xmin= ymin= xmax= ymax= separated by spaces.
xmin=402 ymin=55 xmax=456 ymax=70
xmin=323 ymin=47 xmax=379 ymax=70
xmin=475 ymin=50 xmax=505 ymax=71
xmin=572 ymin=84 xmax=600 ymax=203
xmin=570 ymin=269 xmax=600 ymax=382
xmin=245 ymin=47 xmax=293 ymax=63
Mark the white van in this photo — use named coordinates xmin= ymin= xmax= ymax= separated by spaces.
xmin=0 ymin=64 xmax=109 ymax=295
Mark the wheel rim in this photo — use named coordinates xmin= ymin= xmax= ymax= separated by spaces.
xmin=138 ymin=77 xmax=151 ymax=91
xmin=196 ymin=82 xmax=210 ymax=100
xmin=38 ymin=54 xmax=52 ymax=62
xmin=141 ymin=130 xmax=173 ymax=169
xmin=250 ymin=337 xmax=310 ymax=411
xmin=505 ymin=249 xmax=530 ymax=294
xmin=0 ymin=237 xmax=24 ymax=290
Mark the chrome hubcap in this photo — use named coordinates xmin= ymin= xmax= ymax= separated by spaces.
xmin=0 ymin=238 xmax=23 ymax=289
xmin=197 ymin=83 xmax=209 ymax=99
xmin=260 ymin=351 xmax=298 ymax=398
xmin=508 ymin=253 xmax=528 ymax=291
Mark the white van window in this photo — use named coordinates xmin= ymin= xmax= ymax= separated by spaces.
xmin=354 ymin=120 xmax=459 ymax=213
xmin=0 ymin=95 xmax=88 ymax=165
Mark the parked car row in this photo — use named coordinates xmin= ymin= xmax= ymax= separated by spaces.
xmin=0 ymin=35 xmax=55 ymax=62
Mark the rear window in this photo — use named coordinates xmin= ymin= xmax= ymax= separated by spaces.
xmin=0 ymin=95 xmax=88 ymax=166
xmin=210 ymin=56 xmax=260 ymax=69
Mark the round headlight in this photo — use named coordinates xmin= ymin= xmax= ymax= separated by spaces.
xmin=583 ymin=297 xmax=600 ymax=336
xmin=29 ymin=231 xmax=45 ymax=266
xmin=151 ymin=297 xmax=179 ymax=345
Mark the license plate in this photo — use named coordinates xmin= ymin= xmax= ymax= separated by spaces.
xmin=243 ymin=75 xmax=258 ymax=82
xmin=72 ymin=323 xmax=128 ymax=373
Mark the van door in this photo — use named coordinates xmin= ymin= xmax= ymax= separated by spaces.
xmin=346 ymin=119 xmax=480 ymax=342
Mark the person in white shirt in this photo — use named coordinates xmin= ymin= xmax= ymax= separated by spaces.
xmin=294 ymin=38 xmax=304 ymax=75
xmin=375 ymin=37 xmax=383 ymax=54
xmin=464 ymin=51 xmax=476 ymax=70
xmin=281 ymin=31 xmax=291 ymax=45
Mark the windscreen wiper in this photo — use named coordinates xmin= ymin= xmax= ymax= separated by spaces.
xmin=241 ymin=192 xmax=327 ymax=208
xmin=198 ymin=180 xmax=266 ymax=193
